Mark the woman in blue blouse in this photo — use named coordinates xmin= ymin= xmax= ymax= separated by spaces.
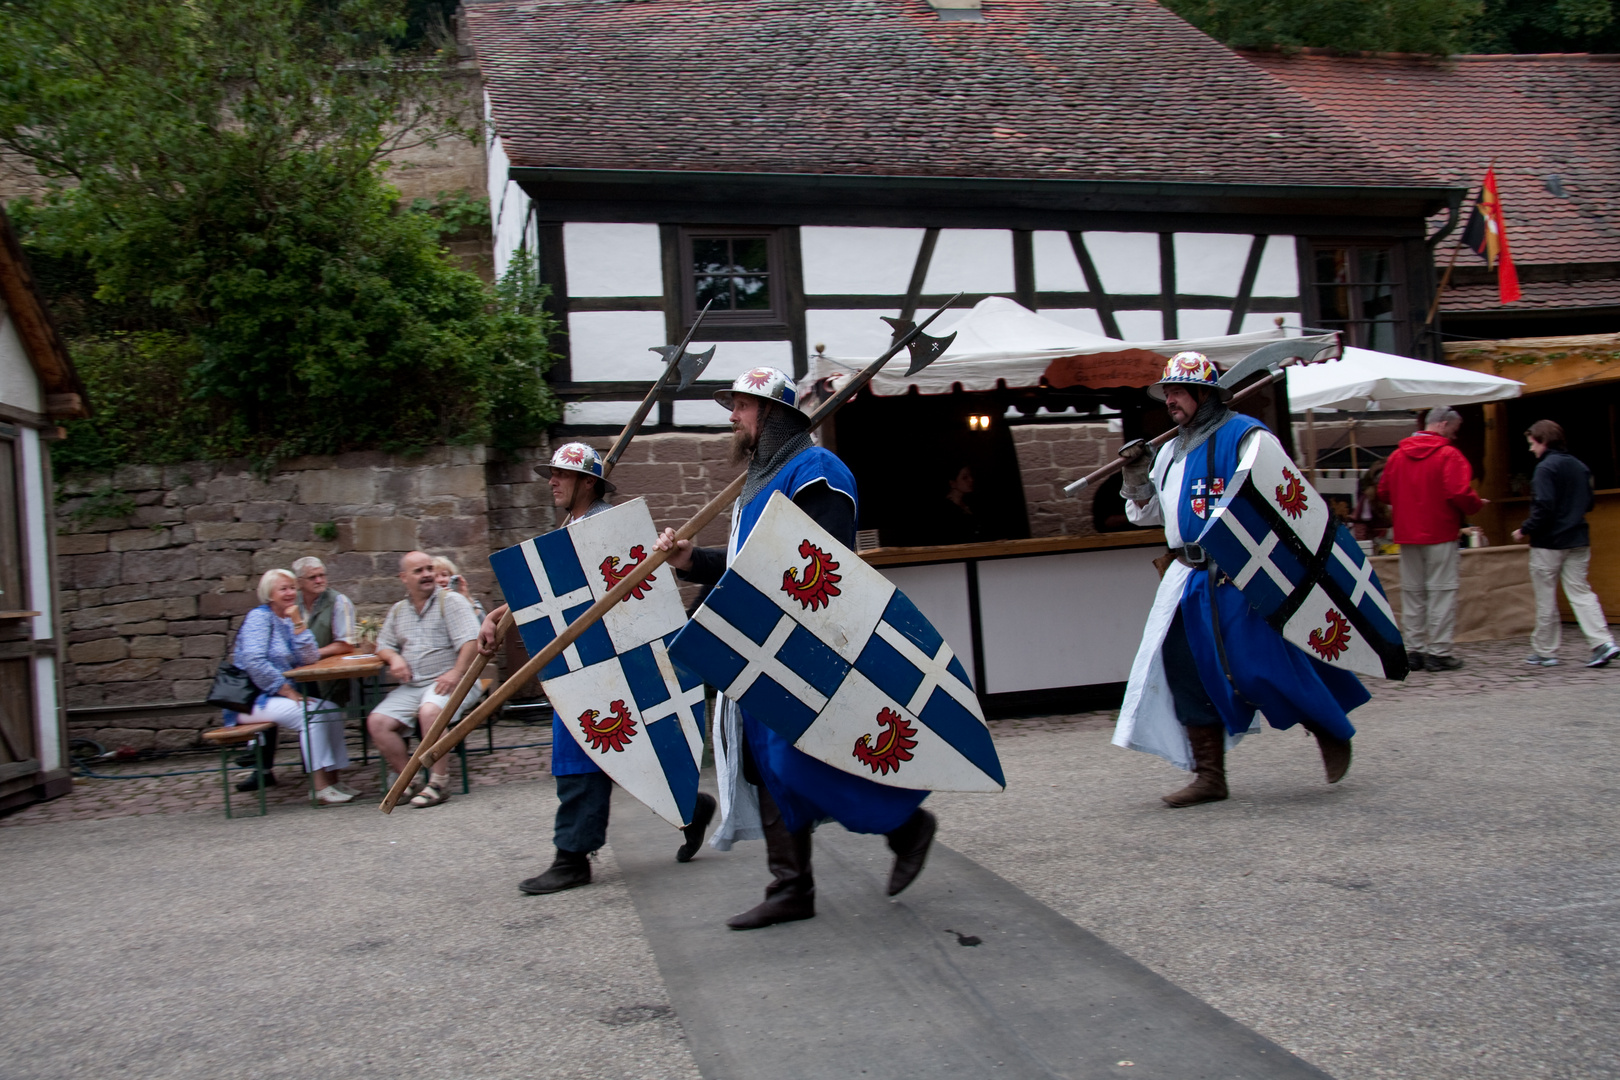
xmin=229 ymin=569 xmax=353 ymax=804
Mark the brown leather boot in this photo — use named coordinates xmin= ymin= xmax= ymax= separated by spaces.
xmin=1162 ymin=724 xmax=1228 ymax=807
xmin=727 ymin=798 xmax=815 ymax=930
xmin=1305 ymin=725 xmax=1352 ymax=784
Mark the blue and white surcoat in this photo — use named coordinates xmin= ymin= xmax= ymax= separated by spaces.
xmin=711 ymin=447 xmax=929 ymax=848
xmin=1118 ymin=417 xmax=1368 ymax=770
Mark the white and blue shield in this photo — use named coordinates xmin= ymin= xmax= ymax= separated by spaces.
xmin=489 ymin=499 xmax=705 ymax=826
xmin=668 ymin=493 xmax=1004 ymax=793
xmin=1196 ymin=436 xmax=1408 ymax=681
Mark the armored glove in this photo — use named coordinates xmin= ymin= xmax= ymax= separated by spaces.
xmin=1118 ymin=439 xmax=1155 ymax=502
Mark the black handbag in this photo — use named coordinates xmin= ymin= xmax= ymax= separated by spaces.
xmin=206 ymin=659 xmax=259 ymax=712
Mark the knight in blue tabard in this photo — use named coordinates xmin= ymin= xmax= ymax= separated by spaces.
xmin=657 ymin=367 xmax=937 ymax=930
xmin=478 ymin=442 xmax=718 ymax=895
xmin=1116 ymin=353 xmax=1367 ymax=807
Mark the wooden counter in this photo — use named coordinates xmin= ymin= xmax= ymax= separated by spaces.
xmin=1369 ymin=545 xmax=1534 ymax=644
xmin=860 ymin=530 xmax=1167 ymax=568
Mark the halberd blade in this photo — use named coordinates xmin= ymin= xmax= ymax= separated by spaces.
xmin=881 ymin=316 xmax=917 ymax=340
xmin=675 ymin=345 xmax=715 ymax=391
xmin=905 ymin=330 xmax=956 ymax=376
xmin=1218 ymin=336 xmax=1341 ymax=391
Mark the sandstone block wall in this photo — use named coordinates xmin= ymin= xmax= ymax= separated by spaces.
xmin=55 ymin=425 xmax=1113 ymax=750
xmin=1011 ymin=423 xmax=1123 ymax=539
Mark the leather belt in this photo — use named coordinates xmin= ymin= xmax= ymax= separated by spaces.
xmin=1168 ymin=543 xmax=1207 ymax=568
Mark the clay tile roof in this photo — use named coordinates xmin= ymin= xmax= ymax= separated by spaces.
xmin=1245 ymin=51 xmax=1620 ymax=267
xmin=1441 ymin=278 xmax=1620 ymax=312
xmin=466 ymin=0 xmax=1432 ymax=189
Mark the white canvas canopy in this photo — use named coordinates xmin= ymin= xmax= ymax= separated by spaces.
xmin=806 ymin=297 xmax=1315 ymax=396
xmin=1286 ymin=346 xmax=1524 ymax=412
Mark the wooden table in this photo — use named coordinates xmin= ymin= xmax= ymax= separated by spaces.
xmin=282 ymin=653 xmax=386 ymax=682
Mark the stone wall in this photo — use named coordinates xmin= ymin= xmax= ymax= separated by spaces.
xmin=56 ymin=447 xmax=499 ymax=743
xmin=1011 ymin=422 xmax=1123 ymax=539
xmin=54 ymin=425 xmax=1118 ymax=749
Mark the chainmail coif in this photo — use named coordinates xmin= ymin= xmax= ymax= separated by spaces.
xmin=740 ymin=403 xmax=814 ymax=506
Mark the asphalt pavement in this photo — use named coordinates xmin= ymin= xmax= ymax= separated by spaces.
xmin=2 ymin=650 xmax=1616 ymax=1080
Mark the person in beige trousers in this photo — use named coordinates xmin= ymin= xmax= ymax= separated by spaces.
xmin=1512 ymin=419 xmax=1620 ymax=668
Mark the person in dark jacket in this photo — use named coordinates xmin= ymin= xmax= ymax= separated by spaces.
xmin=1511 ymin=420 xmax=1619 ymax=668
xmin=1376 ymin=406 xmax=1487 ymax=672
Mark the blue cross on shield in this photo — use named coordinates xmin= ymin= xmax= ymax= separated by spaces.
xmin=668 ymin=493 xmax=1004 ymax=793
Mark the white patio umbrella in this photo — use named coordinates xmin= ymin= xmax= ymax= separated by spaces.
xmin=1287 ymin=346 xmax=1523 ymax=474
xmin=1287 ymin=345 xmax=1523 ymax=412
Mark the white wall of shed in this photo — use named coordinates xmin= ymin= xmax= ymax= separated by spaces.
xmin=0 ymin=301 xmax=43 ymax=413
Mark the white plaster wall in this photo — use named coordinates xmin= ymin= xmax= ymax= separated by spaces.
xmin=33 ymin=654 xmax=59 ymax=772
xmin=564 ymin=401 xmax=639 ymax=425
xmin=921 ymin=229 xmax=1015 ymax=294
xmin=1032 ymin=307 xmax=1114 ymax=339
xmin=486 ymin=124 xmax=532 ymax=280
xmin=1083 ymin=233 xmax=1160 ymax=295
xmin=0 ymin=304 xmax=43 ymax=413
xmin=1031 ymin=231 xmax=1087 ymax=292
xmin=567 ymin=310 xmax=670 ymax=382
xmin=1252 ymin=235 xmax=1300 ymax=296
xmin=805 ymin=308 xmax=902 ymax=360
xmin=801 ymin=227 xmax=925 ymax=294
xmin=563 ymin=223 xmax=663 ymax=297
xmin=689 ymin=339 xmax=794 ymax=383
xmin=1173 ymin=233 xmax=1253 ymax=298
xmin=676 ymin=399 xmax=732 ymax=426
xmin=1176 ymin=309 xmax=1237 ymax=339
xmin=1241 ymin=311 xmax=1300 ymax=334
xmin=1113 ymin=310 xmax=1168 ymax=341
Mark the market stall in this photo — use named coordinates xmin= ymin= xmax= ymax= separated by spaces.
xmin=809 ymin=298 xmax=1335 ymax=714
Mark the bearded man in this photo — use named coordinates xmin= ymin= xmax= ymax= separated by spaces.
xmin=1114 ymin=353 xmax=1368 ymax=807
xmin=656 ymin=367 xmax=937 ymax=930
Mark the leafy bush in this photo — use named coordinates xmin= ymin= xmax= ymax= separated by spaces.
xmin=0 ymin=0 xmax=560 ymax=473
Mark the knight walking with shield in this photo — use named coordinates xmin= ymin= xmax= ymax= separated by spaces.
xmin=657 ymin=368 xmax=938 ymax=930
xmin=1114 ymin=353 xmax=1371 ymax=806
xmin=478 ymin=442 xmax=719 ymax=895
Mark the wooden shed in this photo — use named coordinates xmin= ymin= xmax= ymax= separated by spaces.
xmin=0 ymin=205 xmax=88 ymax=812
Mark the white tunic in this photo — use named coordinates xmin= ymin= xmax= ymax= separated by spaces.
xmin=1113 ymin=430 xmax=1269 ymax=770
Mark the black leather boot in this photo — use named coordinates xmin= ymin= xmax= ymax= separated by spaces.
xmin=236 ymin=727 xmax=279 ymax=792
xmin=728 ymin=791 xmax=814 ymax=930
xmin=676 ymin=792 xmax=717 ymax=863
xmin=519 ymin=849 xmax=592 ymax=895
xmin=884 ymin=808 xmax=937 ymax=896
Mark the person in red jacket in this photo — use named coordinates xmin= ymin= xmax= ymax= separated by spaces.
xmin=1377 ymin=406 xmax=1488 ymax=671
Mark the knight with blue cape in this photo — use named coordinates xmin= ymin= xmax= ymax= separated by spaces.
xmin=1115 ymin=352 xmax=1368 ymax=807
xmin=656 ymin=367 xmax=937 ymax=930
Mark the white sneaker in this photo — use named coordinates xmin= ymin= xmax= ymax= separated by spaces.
xmin=1587 ymin=643 xmax=1620 ymax=668
xmin=315 ymin=785 xmax=356 ymax=805
xmin=332 ymin=781 xmax=360 ymax=798
xmin=1524 ymin=654 xmax=1560 ymax=667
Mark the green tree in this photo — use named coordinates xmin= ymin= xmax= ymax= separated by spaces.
xmin=1463 ymin=0 xmax=1620 ymax=52
xmin=0 ymin=0 xmax=560 ymax=469
xmin=1163 ymin=0 xmax=1483 ymax=54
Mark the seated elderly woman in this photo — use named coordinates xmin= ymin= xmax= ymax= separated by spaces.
xmin=227 ymin=568 xmax=355 ymax=805
xmin=432 ymin=555 xmax=486 ymax=622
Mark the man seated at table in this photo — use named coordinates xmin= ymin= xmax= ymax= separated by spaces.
xmin=367 ymin=551 xmax=482 ymax=808
xmin=292 ymin=557 xmax=357 ymax=660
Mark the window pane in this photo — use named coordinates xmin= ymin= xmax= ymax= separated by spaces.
xmin=692 ymin=239 xmax=731 ymax=273
xmin=733 ymin=275 xmax=770 ymax=309
xmin=694 ymin=274 xmax=733 ymax=310
xmin=731 ymin=237 xmax=770 ymax=274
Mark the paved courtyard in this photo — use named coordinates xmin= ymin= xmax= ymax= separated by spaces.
xmin=2 ymin=635 xmax=1617 ymax=1079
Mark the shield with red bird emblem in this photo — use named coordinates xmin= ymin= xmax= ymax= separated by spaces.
xmin=1194 ymin=436 xmax=1408 ymax=681
xmin=489 ymin=499 xmax=704 ymax=827
xmin=667 ymin=493 xmax=1004 ymax=793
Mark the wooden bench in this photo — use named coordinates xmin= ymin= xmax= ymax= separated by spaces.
xmin=201 ymin=721 xmax=277 ymax=818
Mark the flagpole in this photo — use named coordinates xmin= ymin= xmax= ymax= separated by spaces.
xmin=1426 ymin=165 xmax=1492 ymax=328
xmin=385 ymin=295 xmax=964 ymax=803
